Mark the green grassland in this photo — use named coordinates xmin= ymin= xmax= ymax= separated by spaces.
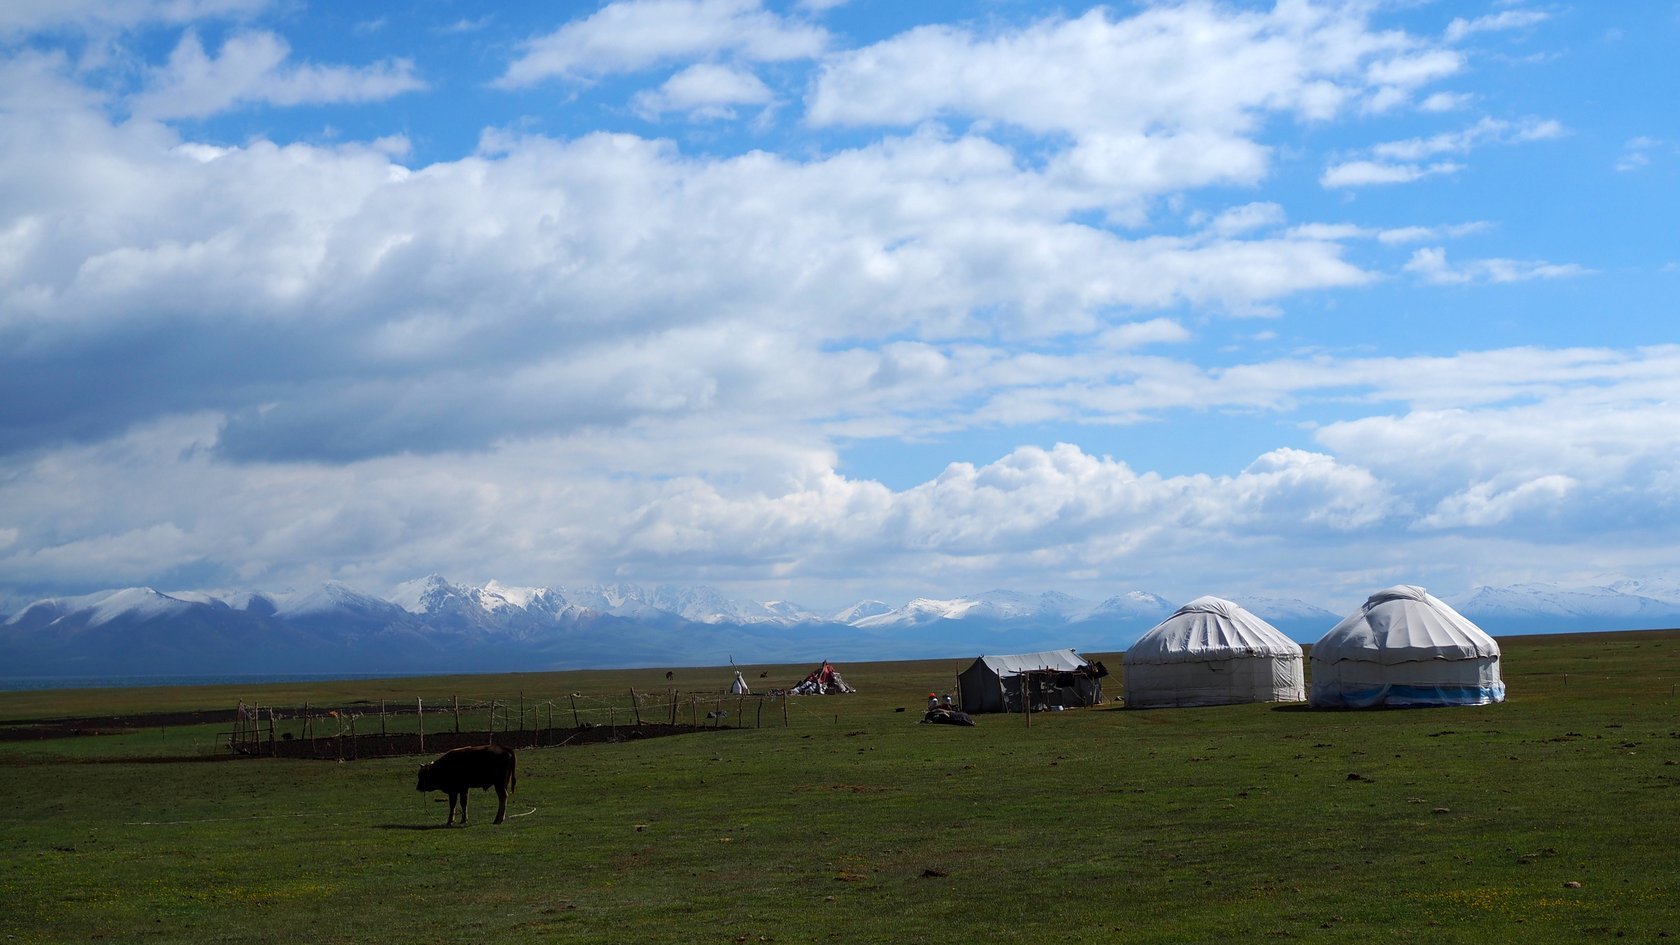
xmin=2 ymin=632 xmax=1678 ymax=944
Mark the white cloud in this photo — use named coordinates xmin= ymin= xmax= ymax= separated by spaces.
xmin=0 ymin=0 xmax=266 ymax=35
xmin=1403 ymin=246 xmax=1592 ymax=284
xmin=1615 ymin=136 xmax=1662 ymax=172
xmin=1207 ymin=202 xmax=1286 ymax=237
xmin=631 ymin=62 xmax=773 ymax=120
xmin=130 ymin=30 xmax=425 ymax=119
xmin=1320 ymin=159 xmax=1462 ymax=187
xmin=1418 ymin=90 xmax=1471 ymax=112
xmin=495 ymin=0 xmax=827 ymax=87
xmin=807 ymin=4 xmax=1419 ymax=135
xmin=1419 ymin=475 xmax=1576 ymax=529
xmin=1445 ymin=10 xmax=1550 ymax=43
xmin=1322 ymin=117 xmax=1560 ymax=188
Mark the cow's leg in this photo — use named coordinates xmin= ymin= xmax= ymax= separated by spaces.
xmin=493 ymin=782 xmax=507 ymax=824
xmin=458 ymin=789 xmax=469 ymax=823
xmin=447 ymin=791 xmax=461 ymax=825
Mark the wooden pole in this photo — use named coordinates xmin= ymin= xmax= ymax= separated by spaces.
xmin=267 ymin=706 xmax=276 ymax=757
xmin=630 ymin=688 xmax=642 ymax=725
xmin=782 ymin=692 xmax=789 ymax=727
xmin=520 ymin=692 xmax=526 ymax=732
xmin=756 ymin=697 xmax=763 ymax=728
xmin=737 ymin=693 xmax=745 ymax=729
xmin=417 ymin=698 xmax=425 ymax=753
xmin=453 ymin=695 xmax=460 ymax=733
xmin=489 ymin=700 xmax=497 ymax=744
xmin=570 ymin=694 xmax=580 ymax=728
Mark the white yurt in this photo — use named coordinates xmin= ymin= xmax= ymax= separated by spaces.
xmin=1123 ymin=596 xmax=1305 ymax=708
xmin=1310 ymin=585 xmax=1505 ymax=709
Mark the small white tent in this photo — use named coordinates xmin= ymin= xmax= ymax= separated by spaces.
xmin=728 ymin=670 xmax=750 ymax=695
xmin=1123 ymin=596 xmax=1305 ymax=708
xmin=1310 ymin=585 xmax=1505 ymax=709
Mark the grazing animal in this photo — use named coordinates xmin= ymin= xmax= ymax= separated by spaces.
xmin=416 ymin=744 xmax=517 ymax=825
xmin=666 ymin=670 xmax=674 ymax=680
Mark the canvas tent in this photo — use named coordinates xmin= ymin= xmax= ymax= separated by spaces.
xmin=728 ymin=671 xmax=750 ymax=695
xmin=957 ymin=649 xmax=1104 ymax=714
xmin=1124 ymin=596 xmax=1305 ymax=708
xmin=1310 ymin=585 xmax=1505 ymax=709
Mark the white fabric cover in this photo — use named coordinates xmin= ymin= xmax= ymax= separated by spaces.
xmin=1124 ymin=596 xmax=1305 ymax=707
xmin=728 ymin=671 xmax=750 ymax=695
xmin=957 ymin=648 xmax=1100 ymax=713
xmin=1310 ymin=585 xmax=1505 ymax=708
xmin=974 ymin=649 xmax=1090 ymax=676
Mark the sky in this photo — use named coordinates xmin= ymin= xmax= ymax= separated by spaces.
xmin=1 ymin=0 xmax=1677 ymax=615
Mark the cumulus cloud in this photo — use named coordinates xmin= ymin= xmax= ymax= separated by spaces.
xmin=0 ymin=87 xmax=1381 ymax=461
xmin=631 ymin=62 xmax=773 ymax=120
xmin=0 ymin=0 xmax=1665 ymax=608
xmin=129 ymin=30 xmax=425 ymax=119
xmin=495 ymin=0 xmax=827 ymax=87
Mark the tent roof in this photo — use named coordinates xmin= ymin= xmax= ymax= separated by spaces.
xmin=969 ymin=648 xmax=1088 ymax=677
xmin=1126 ymin=596 xmax=1301 ymax=665
xmin=1314 ymin=585 xmax=1499 ymax=664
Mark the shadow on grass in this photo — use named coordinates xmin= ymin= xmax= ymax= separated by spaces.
xmin=373 ymin=823 xmax=458 ymax=831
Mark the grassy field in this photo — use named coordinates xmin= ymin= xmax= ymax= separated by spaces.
xmin=2 ymin=632 xmax=1678 ymax=944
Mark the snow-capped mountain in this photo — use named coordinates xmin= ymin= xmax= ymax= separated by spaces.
xmin=5 ymin=576 xmax=1678 ymax=680
xmin=1446 ymin=583 xmax=1680 ymax=633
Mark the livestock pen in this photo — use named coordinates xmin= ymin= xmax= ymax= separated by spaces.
xmin=226 ymin=687 xmax=794 ymax=759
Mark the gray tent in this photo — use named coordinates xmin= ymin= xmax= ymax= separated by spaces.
xmin=957 ymin=649 xmax=1105 ymax=714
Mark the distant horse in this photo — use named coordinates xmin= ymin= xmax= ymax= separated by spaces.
xmin=665 ymin=671 xmax=674 ymax=680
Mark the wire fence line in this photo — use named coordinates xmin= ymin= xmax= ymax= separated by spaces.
xmin=227 ymin=686 xmax=818 ymax=760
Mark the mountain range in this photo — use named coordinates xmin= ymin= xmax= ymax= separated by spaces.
xmin=4 ymin=575 xmax=1679 ymax=679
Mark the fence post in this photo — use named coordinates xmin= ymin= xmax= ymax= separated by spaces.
xmin=417 ymin=698 xmax=425 ymax=753
xmin=783 ymin=692 xmax=789 ymax=727
xmin=489 ymin=700 xmax=497 ymax=745
xmin=570 ymin=694 xmax=580 ymax=728
xmin=630 ymin=688 xmax=642 ymax=725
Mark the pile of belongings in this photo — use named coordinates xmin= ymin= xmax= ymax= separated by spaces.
xmin=921 ymin=691 xmax=974 ymax=726
xmin=790 ymin=660 xmax=855 ymax=695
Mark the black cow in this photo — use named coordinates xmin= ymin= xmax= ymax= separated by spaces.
xmin=416 ymin=744 xmax=517 ymax=825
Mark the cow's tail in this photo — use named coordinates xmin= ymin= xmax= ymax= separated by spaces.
xmin=508 ymin=753 xmax=517 ymax=796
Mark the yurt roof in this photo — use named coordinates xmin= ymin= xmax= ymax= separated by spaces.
xmin=1125 ymin=596 xmax=1301 ymax=665
xmin=1314 ymin=585 xmax=1499 ymax=664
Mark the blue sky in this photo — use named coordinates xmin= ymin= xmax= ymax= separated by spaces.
xmin=1 ymin=0 xmax=1677 ymax=614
